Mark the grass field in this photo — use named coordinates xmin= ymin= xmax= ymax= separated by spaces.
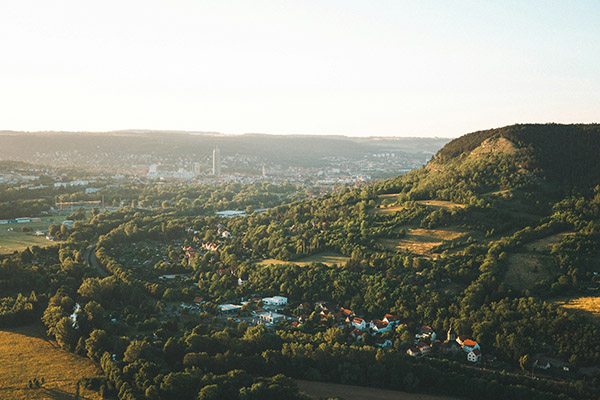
xmin=553 ymin=296 xmax=600 ymax=322
xmin=379 ymin=227 xmax=469 ymax=255
xmin=255 ymin=251 xmax=350 ymax=267
xmin=0 ymin=216 xmax=66 ymax=254
xmin=505 ymin=253 xmax=555 ymax=290
xmin=524 ymin=232 xmax=574 ymax=252
xmin=296 ymin=380 xmax=458 ymax=400
xmin=0 ymin=324 xmax=102 ymax=400
xmin=415 ymin=200 xmax=466 ymax=210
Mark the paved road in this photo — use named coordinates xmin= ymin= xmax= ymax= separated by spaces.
xmin=84 ymin=243 xmax=110 ymax=278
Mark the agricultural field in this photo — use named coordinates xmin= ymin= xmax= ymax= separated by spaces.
xmin=378 ymin=227 xmax=469 ymax=256
xmin=0 ymin=216 xmax=66 ymax=254
xmin=0 ymin=324 xmax=102 ymax=400
xmin=296 ymin=380 xmax=458 ymax=400
xmin=553 ymin=296 xmax=600 ymax=322
xmin=504 ymin=253 xmax=556 ymax=290
xmin=370 ymin=193 xmax=405 ymax=215
xmin=255 ymin=251 xmax=350 ymax=267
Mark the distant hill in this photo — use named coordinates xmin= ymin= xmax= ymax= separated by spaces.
xmin=433 ymin=124 xmax=600 ymax=187
xmin=0 ymin=130 xmax=449 ymax=170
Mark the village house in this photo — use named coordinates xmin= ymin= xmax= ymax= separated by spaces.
xmin=352 ymin=317 xmax=367 ymax=330
xmin=467 ymin=348 xmax=482 ymax=363
xmin=417 ymin=341 xmax=432 ymax=356
xmin=461 ymin=339 xmax=480 ymax=353
xmin=406 ymin=347 xmax=420 ymax=357
xmin=369 ymin=319 xmax=391 ymax=334
xmin=253 ymin=310 xmax=286 ymax=326
xmin=262 ymin=296 xmax=288 ymax=307
xmin=416 ymin=325 xmax=436 ymax=340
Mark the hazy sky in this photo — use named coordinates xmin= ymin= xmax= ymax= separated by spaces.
xmin=2 ymin=1 xmax=599 ymax=137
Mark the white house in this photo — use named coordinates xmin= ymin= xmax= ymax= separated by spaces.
xmin=369 ymin=319 xmax=391 ymax=334
xmin=461 ymin=339 xmax=480 ymax=353
xmin=262 ymin=296 xmax=288 ymax=307
xmin=253 ymin=310 xmax=286 ymax=326
xmin=352 ymin=317 xmax=367 ymax=330
xmin=467 ymin=348 xmax=482 ymax=363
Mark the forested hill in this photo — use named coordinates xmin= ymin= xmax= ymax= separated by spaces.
xmin=432 ymin=124 xmax=600 ymax=188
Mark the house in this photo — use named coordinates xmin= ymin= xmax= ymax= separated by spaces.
xmin=193 ymin=297 xmax=204 ymax=305
xmin=340 ymin=307 xmax=354 ymax=319
xmin=237 ymin=277 xmax=247 ymax=286
xmin=369 ymin=319 xmax=391 ymax=333
xmin=218 ymin=304 xmax=243 ymax=314
xmin=461 ymin=339 xmax=480 ymax=353
xmin=416 ymin=325 xmax=436 ymax=340
xmin=352 ymin=317 xmax=367 ymax=330
xmin=382 ymin=314 xmax=401 ymax=326
xmin=406 ymin=347 xmax=420 ymax=357
xmin=375 ymin=338 xmax=393 ymax=348
xmin=253 ymin=310 xmax=286 ymax=326
xmin=417 ymin=341 xmax=431 ymax=355
xmin=262 ymin=296 xmax=288 ymax=307
xmin=467 ymin=348 xmax=482 ymax=363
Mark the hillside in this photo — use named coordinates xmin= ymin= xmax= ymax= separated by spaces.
xmin=1 ymin=123 xmax=599 ymax=400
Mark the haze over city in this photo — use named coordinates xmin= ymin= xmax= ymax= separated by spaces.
xmin=2 ymin=1 xmax=599 ymax=137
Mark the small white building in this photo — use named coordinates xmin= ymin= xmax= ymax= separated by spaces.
xmin=467 ymin=348 xmax=482 ymax=363
xmin=262 ymin=296 xmax=288 ymax=307
xmin=254 ymin=310 xmax=286 ymax=325
xmin=352 ymin=317 xmax=367 ymax=330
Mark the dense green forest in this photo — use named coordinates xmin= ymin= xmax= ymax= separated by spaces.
xmin=1 ymin=124 xmax=600 ymax=399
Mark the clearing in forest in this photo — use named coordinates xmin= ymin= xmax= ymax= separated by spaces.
xmin=415 ymin=200 xmax=466 ymax=209
xmin=255 ymin=251 xmax=350 ymax=267
xmin=0 ymin=324 xmax=102 ymax=400
xmin=553 ymin=296 xmax=600 ymax=322
xmin=379 ymin=227 xmax=469 ymax=255
xmin=505 ymin=253 xmax=555 ymax=290
xmin=370 ymin=193 xmax=406 ymax=214
xmin=296 ymin=379 xmax=458 ymax=400
xmin=524 ymin=232 xmax=574 ymax=252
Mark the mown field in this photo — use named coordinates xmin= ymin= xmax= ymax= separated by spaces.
xmin=0 ymin=324 xmax=102 ymax=400
xmin=255 ymin=251 xmax=350 ymax=267
xmin=296 ymin=380 xmax=459 ymax=400
xmin=0 ymin=216 xmax=66 ymax=254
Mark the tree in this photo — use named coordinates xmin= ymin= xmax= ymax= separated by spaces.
xmin=85 ymin=329 xmax=110 ymax=361
xmin=123 ymin=340 xmax=151 ymax=363
xmin=54 ymin=317 xmax=77 ymax=351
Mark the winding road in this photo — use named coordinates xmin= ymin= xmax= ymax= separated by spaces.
xmin=83 ymin=243 xmax=110 ymax=278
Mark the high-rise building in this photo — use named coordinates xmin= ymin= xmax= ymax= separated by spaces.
xmin=212 ymin=146 xmax=221 ymax=176
xmin=193 ymin=162 xmax=202 ymax=175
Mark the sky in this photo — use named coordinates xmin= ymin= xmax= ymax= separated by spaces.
xmin=1 ymin=1 xmax=599 ymax=137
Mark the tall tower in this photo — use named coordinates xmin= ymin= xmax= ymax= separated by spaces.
xmin=212 ymin=146 xmax=221 ymax=176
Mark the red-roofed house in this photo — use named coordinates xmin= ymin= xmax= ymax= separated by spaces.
xmin=352 ymin=317 xmax=367 ymax=330
xmin=369 ymin=319 xmax=391 ymax=333
xmin=382 ymin=314 xmax=401 ymax=326
xmin=462 ymin=339 xmax=480 ymax=353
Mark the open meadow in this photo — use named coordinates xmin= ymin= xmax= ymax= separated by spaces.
xmin=0 ymin=324 xmax=102 ymax=400
xmin=0 ymin=216 xmax=66 ymax=254
xmin=255 ymin=251 xmax=350 ymax=267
